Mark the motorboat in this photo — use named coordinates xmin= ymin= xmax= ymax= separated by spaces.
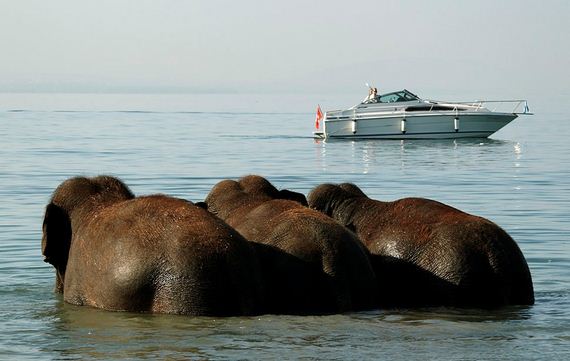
xmin=313 ymin=89 xmax=531 ymax=139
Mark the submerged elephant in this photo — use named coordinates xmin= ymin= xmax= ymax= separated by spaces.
xmin=42 ymin=176 xmax=263 ymax=316
xmin=204 ymin=175 xmax=378 ymax=315
xmin=308 ymin=183 xmax=534 ymax=308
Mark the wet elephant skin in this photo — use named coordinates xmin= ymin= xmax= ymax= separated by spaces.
xmin=308 ymin=183 xmax=534 ymax=308
xmin=42 ymin=176 xmax=263 ymax=316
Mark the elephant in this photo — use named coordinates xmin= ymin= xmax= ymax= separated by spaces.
xmin=42 ymin=175 xmax=264 ymax=316
xmin=203 ymin=175 xmax=378 ymax=315
xmin=307 ymin=183 xmax=534 ymax=308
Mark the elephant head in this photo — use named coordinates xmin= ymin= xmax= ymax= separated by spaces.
xmin=42 ymin=176 xmax=134 ymax=292
xmin=204 ymin=174 xmax=307 ymax=220
xmin=238 ymin=175 xmax=308 ymax=206
xmin=306 ymin=183 xmax=365 ymax=229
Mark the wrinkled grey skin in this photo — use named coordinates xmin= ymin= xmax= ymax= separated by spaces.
xmin=308 ymin=183 xmax=534 ymax=308
xmin=42 ymin=175 xmax=263 ymax=316
xmin=204 ymin=175 xmax=378 ymax=315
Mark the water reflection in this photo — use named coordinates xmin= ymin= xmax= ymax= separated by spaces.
xmin=314 ymin=138 xmax=516 ymax=176
xmin=42 ymin=298 xmax=536 ymax=360
xmin=372 ymin=306 xmax=534 ymax=323
xmin=46 ymin=301 xmax=241 ymax=360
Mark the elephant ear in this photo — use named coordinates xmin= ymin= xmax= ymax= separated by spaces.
xmin=277 ymin=189 xmax=308 ymax=206
xmin=41 ymin=203 xmax=72 ymax=269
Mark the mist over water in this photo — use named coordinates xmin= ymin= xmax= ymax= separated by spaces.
xmin=0 ymin=93 xmax=568 ymax=360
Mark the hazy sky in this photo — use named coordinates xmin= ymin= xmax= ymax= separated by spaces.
xmin=1 ymin=0 xmax=568 ymax=96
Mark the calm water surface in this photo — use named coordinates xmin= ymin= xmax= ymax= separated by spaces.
xmin=0 ymin=93 xmax=568 ymax=360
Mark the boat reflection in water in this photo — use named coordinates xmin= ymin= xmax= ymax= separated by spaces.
xmin=314 ymin=137 xmax=521 ymax=176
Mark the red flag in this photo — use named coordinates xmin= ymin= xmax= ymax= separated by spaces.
xmin=315 ymin=104 xmax=323 ymax=129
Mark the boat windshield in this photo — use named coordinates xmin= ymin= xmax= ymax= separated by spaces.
xmin=363 ymin=89 xmax=420 ymax=104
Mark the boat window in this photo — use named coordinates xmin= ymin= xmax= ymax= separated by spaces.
xmin=405 ymin=105 xmax=467 ymax=112
xmin=401 ymin=90 xmax=420 ymax=101
xmin=363 ymin=90 xmax=419 ymax=104
xmin=362 ymin=90 xmax=420 ymax=104
xmin=377 ymin=93 xmax=400 ymax=103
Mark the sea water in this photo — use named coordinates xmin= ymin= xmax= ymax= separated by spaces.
xmin=0 ymin=93 xmax=568 ymax=360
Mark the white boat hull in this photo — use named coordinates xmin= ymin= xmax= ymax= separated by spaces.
xmin=315 ymin=112 xmax=517 ymax=139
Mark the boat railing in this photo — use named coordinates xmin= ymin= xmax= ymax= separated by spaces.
xmin=432 ymin=99 xmax=532 ymax=115
xmin=327 ymin=99 xmax=532 ymax=121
